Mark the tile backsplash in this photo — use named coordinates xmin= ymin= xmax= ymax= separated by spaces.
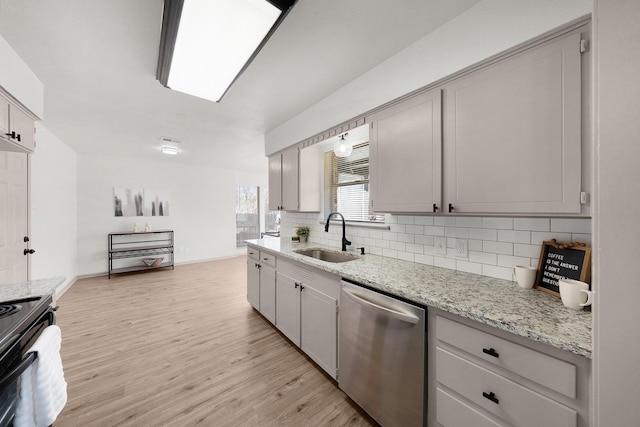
xmin=280 ymin=212 xmax=591 ymax=281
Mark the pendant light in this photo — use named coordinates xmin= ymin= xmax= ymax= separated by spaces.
xmin=333 ymin=133 xmax=353 ymax=158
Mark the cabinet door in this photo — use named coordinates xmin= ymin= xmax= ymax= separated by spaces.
xmin=281 ymin=146 xmax=299 ymax=211
xmin=275 ymin=272 xmax=301 ymax=346
xmin=298 ymin=144 xmax=321 ymax=212
xmin=268 ymin=154 xmax=282 ymax=211
xmin=259 ymin=265 xmax=276 ymax=324
xmin=301 ymin=284 xmax=337 ymax=379
xmin=247 ymin=259 xmax=260 ymax=310
xmin=9 ymin=105 xmax=35 ymax=152
xmin=370 ymin=89 xmax=442 ymax=213
xmin=444 ymin=33 xmax=582 ymax=214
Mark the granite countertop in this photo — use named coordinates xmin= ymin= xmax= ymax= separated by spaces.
xmin=0 ymin=276 xmax=66 ymax=301
xmin=247 ymin=239 xmax=592 ymax=358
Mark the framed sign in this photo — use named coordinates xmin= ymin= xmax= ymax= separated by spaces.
xmin=535 ymin=239 xmax=591 ymax=297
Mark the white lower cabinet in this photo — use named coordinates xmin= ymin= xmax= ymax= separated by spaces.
xmin=276 ymin=258 xmax=339 ymax=379
xmin=246 ymin=247 xmax=276 ymax=324
xmin=300 ymin=284 xmax=337 ymax=377
xmin=246 ymin=249 xmax=260 ymax=310
xmin=274 ymin=272 xmax=300 ymax=345
xmin=429 ymin=310 xmax=591 ymax=427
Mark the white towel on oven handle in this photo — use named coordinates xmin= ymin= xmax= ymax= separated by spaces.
xmin=14 ymin=324 xmax=67 ymax=427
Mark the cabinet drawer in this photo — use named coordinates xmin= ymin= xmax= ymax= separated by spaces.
xmin=436 ymin=387 xmax=502 ymax=427
xmin=436 ymin=347 xmax=576 ymax=427
xmin=259 ymin=252 xmax=277 ymax=268
xmin=278 ymin=258 xmax=340 ymax=300
xmin=247 ymin=247 xmax=259 ymax=261
xmin=436 ymin=315 xmax=576 ymax=398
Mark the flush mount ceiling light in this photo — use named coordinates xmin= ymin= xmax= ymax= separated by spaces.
xmin=160 ymin=146 xmax=180 ymax=155
xmin=333 ymin=133 xmax=353 ymax=158
xmin=157 ymin=0 xmax=297 ymax=103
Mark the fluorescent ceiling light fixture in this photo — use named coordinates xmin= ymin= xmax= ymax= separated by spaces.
xmin=160 ymin=146 xmax=180 ymax=155
xmin=157 ymin=0 xmax=296 ymax=103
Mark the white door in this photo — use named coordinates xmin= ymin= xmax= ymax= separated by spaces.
xmin=0 ymin=151 xmax=29 ymax=283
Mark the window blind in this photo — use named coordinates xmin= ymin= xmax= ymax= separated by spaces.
xmin=324 ymin=142 xmax=383 ymax=222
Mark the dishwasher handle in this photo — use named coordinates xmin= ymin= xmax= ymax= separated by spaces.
xmin=343 ymin=288 xmax=419 ymax=324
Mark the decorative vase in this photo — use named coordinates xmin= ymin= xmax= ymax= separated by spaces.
xmin=299 ymin=236 xmax=307 ymax=243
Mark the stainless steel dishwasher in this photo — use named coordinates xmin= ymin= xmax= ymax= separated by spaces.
xmin=339 ymin=279 xmax=426 ymax=427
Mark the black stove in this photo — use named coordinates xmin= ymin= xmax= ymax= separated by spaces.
xmin=0 ymin=294 xmax=55 ymax=427
xmin=0 ymin=295 xmax=52 ymax=357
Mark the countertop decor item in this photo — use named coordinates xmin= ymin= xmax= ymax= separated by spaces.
xmin=535 ymin=239 xmax=591 ymax=297
xmin=295 ymin=226 xmax=310 ymax=243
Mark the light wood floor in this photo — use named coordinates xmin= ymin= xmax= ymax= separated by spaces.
xmin=54 ymin=256 xmax=376 ymax=427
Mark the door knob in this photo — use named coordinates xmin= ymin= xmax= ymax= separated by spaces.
xmin=24 ymin=236 xmax=30 ymax=242
xmin=23 ymin=249 xmax=35 ymax=255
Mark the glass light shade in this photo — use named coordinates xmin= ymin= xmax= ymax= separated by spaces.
xmin=333 ymin=139 xmax=353 ymax=158
xmin=160 ymin=146 xmax=180 ymax=155
xmin=167 ymin=0 xmax=281 ymax=102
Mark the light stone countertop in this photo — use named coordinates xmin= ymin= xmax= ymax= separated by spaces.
xmin=247 ymin=239 xmax=592 ymax=359
xmin=0 ymin=276 xmax=66 ymax=301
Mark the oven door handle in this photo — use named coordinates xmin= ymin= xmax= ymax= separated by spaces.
xmin=0 ymin=351 xmax=37 ymax=393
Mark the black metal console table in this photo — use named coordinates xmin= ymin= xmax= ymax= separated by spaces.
xmin=108 ymin=230 xmax=174 ymax=279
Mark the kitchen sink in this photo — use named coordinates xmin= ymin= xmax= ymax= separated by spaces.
xmin=294 ymin=248 xmax=358 ymax=263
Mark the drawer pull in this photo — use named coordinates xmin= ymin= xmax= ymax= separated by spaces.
xmin=482 ymin=347 xmax=500 ymax=358
xmin=482 ymin=391 xmax=499 ymax=405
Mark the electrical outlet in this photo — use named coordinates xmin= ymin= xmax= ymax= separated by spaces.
xmin=435 ymin=237 xmax=447 ymax=255
xmin=455 ymin=239 xmax=468 ymax=258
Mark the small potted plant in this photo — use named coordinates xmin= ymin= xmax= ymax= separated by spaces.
xmin=296 ymin=226 xmax=310 ymax=243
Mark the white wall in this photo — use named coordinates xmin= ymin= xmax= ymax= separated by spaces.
xmin=265 ymin=0 xmax=592 ymax=154
xmin=0 ymin=34 xmax=43 ymax=118
xmin=30 ymin=123 xmax=78 ymax=287
xmin=593 ymin=1 xmax=640 ymax=425
xmin=77 ymin=153 xmax=268 ymax=276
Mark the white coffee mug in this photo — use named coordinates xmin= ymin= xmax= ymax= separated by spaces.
xmin=559 ymin=279 xmax=594 ymax=310
xmin=513 ymin=265 xmax=537 ymax=289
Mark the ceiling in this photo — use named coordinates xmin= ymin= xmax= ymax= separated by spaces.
xmin=0 ymin=0 xmax=481 ymax=171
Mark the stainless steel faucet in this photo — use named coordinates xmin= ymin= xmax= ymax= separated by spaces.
xmin=325 ymin=212 xmax=351 ymax=251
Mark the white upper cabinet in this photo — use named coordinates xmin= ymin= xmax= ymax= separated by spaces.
xmin=370 ymin=89 xmax=443 ymax=213
xmin=268 ymin=153 xmax=283 ymax=211
xmin=0 ymin=92 xmax=36 ymax=153
xmin=443 ymin=32 xmax=583 ymax=214
xmin=268 ymin=145 xmax=299 ymax=211
xmin=268 ymin=144 xmax=320 ymax=212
